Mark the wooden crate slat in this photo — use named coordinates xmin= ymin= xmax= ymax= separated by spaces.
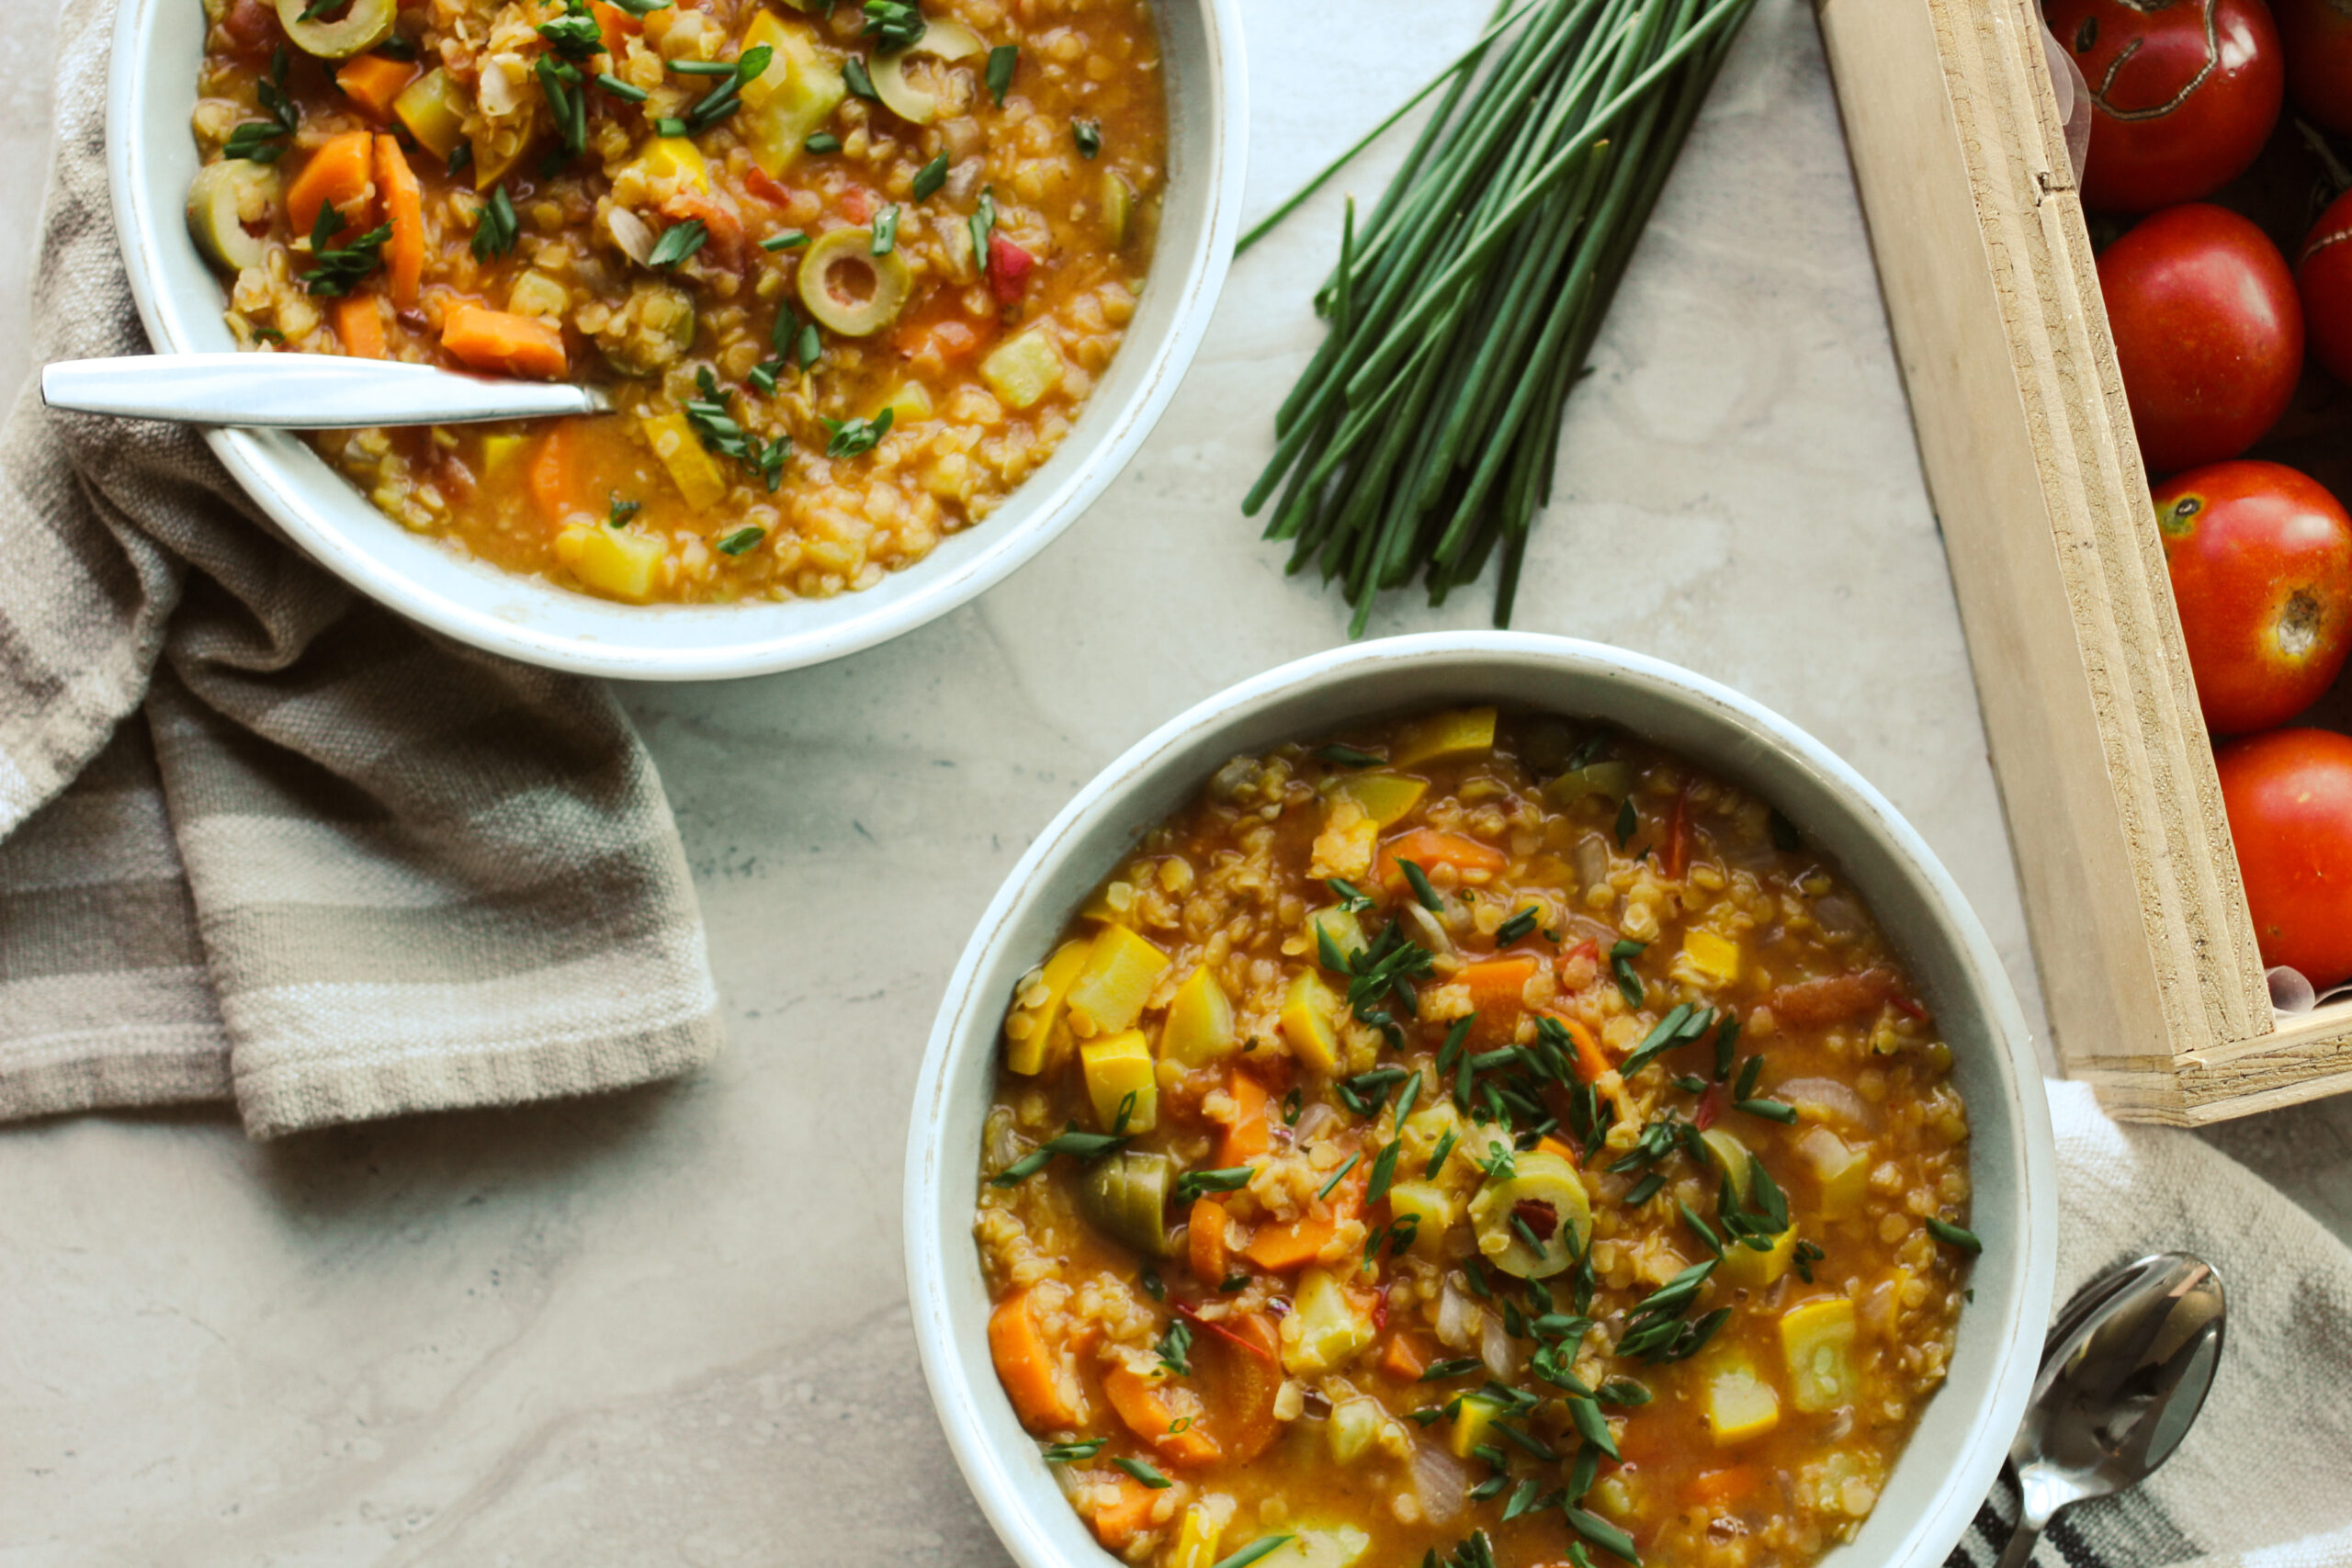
xmin=1815 ymin=0 xmax=2349 ymax=1122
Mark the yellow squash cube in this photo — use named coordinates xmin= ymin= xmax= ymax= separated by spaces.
xmin=639 ymin=409 xmax=729 ymax=512
xmin=1064 ymin=924 xmax=1170 ymax=1036
xmin=1004 ymin=937 xmax=1089 ymax=1076
xmin=1390 ymin=707 xmax=1498 ymax=768
xmin=1703 ymin=1357 xmax=1781 ymax=1445
xmin=1282 ymin=1269 xmax=1374 ymax=1376
xmin=1307 ymin=906 xmax=1367 ymax=971
xmin=1325 ymin=772 xmax=1427 ymax=829
xmin=737 ymin=13 xmax=847 ymax=175
xmin=1383 ymin=1179 xmax=1455 ymax=1256
xmin=1780 ymin=1298 xmax=1859 ymax=1413
xmin=1281 ymin=969 xmax=1343 ymax=1074
xmin=980 ymin=329 xmax=1065 ymax=410
xmin=1169 ymin=1507 xmax=1224 ymax=1568
xmin=1080 ymin=1030 xmax=1157 ymax=1133
xmin=1679 ymin=928 xmax=1741 ymax=986
xmin=1448 ymin=1390 xmax=1505 ymax=1460
xmin=392 ymin=68 xmax=468 ymax=162
xmin=1162 ymin=964 xmax=1237 ymax=1066
xmin=566 ymin=524 xmax=666 ymax=603
xmin=625 ymin=136 xmax=709 ymax=194
xmin=1259 ymin=1528 xmax=1372 ymax=1568
xmin=1797 ymin=1126 xmax=1871 ymax=1219
xmin=1717 ymin=1224 xmax=1796 ymax=1290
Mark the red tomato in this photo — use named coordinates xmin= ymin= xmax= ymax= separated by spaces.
xmin=2215 ymin=728 xmax=2352 ymax=986
xmin=2155 ymin=460 xmax=2352 ymax=732
xmin=2274 ymin=0 xmax=2352 ymax=132
xmin=2098 ymin=204 xmax=2303 ymax=474
xmin=988 ymin=232 xmax=1035 ymax=303
xmin=2046 ymin=0 xmax=2284 ymax=212
xmin=2300 ymin=187 xmax=2352 ymax=386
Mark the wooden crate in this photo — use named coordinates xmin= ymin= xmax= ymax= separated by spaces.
xmin=1816 ymin=0 xmax=2352 ymax=1122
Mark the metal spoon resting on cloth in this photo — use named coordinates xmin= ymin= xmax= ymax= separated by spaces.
xmin=1997 ymin=1251 xmax=2227 ymax=1568
xmin=40 ymin=354 xmax=608 ymax=427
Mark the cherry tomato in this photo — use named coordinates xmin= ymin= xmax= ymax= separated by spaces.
xmin=2274 ymin=0 xmax=2352 ymax=132
xmin=2155 ymin=460 xmax=2352 ymax=732
xmin=2301 ymin=186 xmax=2352 ymax=386
xmin=2215 ymin=728 xmax=2352 ymax=986
xmin=2047 ymin=0 xmax=2284 ymax=212
xmin=2098 ymin=204 xmax=2303 ymax=474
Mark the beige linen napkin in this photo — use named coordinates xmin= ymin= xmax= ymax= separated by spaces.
xmin=1951 ymin=1082 xmax=2352 ymax=1568
xmin=0 ymin=0 xmax=722 ymax=1139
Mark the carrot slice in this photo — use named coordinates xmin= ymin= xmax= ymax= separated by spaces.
xmin=1378 ymin=1331 xmax=1430 ymax=1382
xmin=1216 ymin=1069 xmax=1271 ymax=1168
xmin=286 ymin=130 xmax=377 ymax=240
xmin=1689 ymin=1465 xmax=1761 ymax=1505
xmin=333 ymin=294 xmax=387 ymax=359
xmin=526 ymin=418 xmax=597 ymax=527
xmin=1091 ymin=1474 xmax=1159 ymax=1548
xmin=591 ymin=0 xmax=639 ymax=58
xmin=1188 ymin=1196 xmax=1228 ymax=1285
xmin=335 ymin=53 xmax=420 ymax=120
xmin=1457 ymin=956 xmax=1537 ymax=1043
xmin=1544 ymin=1011 xmax=1611 ymax=1084
xmin=1376 ymin=828 xmax=1508 ymax=892
xmin=1241 ymin=1169 xmax=1362 ymax=1274
xmin=988 ymin=1289 xmax=1075 ymax=1432
xmin=442 ymin=303 xmax=568 ymax=379
xmin=373 ymin=135 xmax=424 ymax=308
xmin=1102 ymin=1363 xmax=1220 ymax=1467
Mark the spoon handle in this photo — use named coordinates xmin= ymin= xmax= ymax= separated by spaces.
xmin=40 ymin=354 xmax=609 ymax=428
xmin=1995 ymin=1516 xmax=2046 ymax=1568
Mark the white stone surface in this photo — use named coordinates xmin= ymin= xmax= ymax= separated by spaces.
xmin=4 ymin=1 xmax=2350 ymax=1562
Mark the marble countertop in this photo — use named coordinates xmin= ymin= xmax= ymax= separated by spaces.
xmin=6 ymin=1 xmax=2352 ymax=1562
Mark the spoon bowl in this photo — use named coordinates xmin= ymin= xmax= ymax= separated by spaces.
xmin=1999 ymin=1252 xmax=2226 ymax=1567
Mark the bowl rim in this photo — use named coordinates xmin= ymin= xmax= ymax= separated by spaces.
xmin=904 ymin=630 xmax=2059 ymax=1568
xmin=103 ymin=0 xmax=1250 ymax=681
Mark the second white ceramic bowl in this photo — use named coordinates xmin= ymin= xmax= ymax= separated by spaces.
xmin=106 ymin=0 xmax=1248 ymax=679
xmin=906 ymin=631 xmax=2058 ymax=1568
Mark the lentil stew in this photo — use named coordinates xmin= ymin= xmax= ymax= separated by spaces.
xmin=974 ymin=708 xmax=1979 ymax=1568
xmin=188 ymin=0 xmax=1165 ymax=604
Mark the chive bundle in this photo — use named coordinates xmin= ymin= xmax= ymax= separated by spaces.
xmin=1238 ymin=0 xmax=1758 ymax=634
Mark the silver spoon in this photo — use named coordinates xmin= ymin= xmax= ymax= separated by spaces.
xmin=40 ymin=354 xmax=608 ymax=428
xmin=1997 ymin=1252 xmax=2226 ymax=1568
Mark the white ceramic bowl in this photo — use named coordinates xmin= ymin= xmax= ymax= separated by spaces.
xmin=906 ymin=632 xmax=2058 ymax=1568
xmin=106 ymin=0 xmax=1248 ymax=680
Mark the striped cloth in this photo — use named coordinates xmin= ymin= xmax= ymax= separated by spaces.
xmin=1950 ymin=1083 xmax=2352 ymax=1568
xmin=0 ymin=0 xmax=721 ymax=1139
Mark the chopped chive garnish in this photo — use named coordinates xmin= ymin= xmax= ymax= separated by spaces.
xmin=805 ymin=131 xmax=842 ymax=153
xmin=1317 ymin=1151 xmax=1362 ymax=1201
xmin=716 ymin=525 xmax=765 ymax=556
xmin=911 ymin=150 xmax=949 ymax=201
xmin=1207 ymin=1538 xmax=1295 ymax=1568
xmin=1040 ymin=1438 xmax=1103 ymax=1462
xmin=986 ymin=42 xmax=1018 ymax=104
xmin=1926 ymin=1216 xmax=1983 ymax=1254
xmin=1314 ymin=742 xmax=1383 ymax=767
xmin=594 ymin=71 xmax=649 ymax=102
xmin=761 ymin=231 xmax=808 ymax=251
xmin=1111 ymin=1456 xmax=1171 ymax=1490
xmin=1398 ymin=858 xmax=1442 ymax=912
xmin=1072 ymin=117 xmax=1102 ymax=158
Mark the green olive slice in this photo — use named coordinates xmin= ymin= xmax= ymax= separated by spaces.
xmin=187 ymin=160 xmax=281 ymax=273
xmin=274 ymin=0 xmax=394 ymax=60
xmin=869 ymin=17 xmax=983 ymax=126
xmin=795 ymin=226 xmax=912 ymax=336
xmin=1466 ymin=1151 xmax=1592 ymax=1279
xmin=1078 ymin=1151 xmax=1174 ymax=1257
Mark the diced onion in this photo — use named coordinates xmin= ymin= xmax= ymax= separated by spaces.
xmin=1411 ymin=1439 xmax=1468 ymax=1524
xmin=1435 ymin=1278 xmax=1476 ymax=1348
xmin=1295 ymin=1101 xmax=1343 ymax=1145
xmin=477 ymin=56 xmax=518 ymax=115
xmin=1573 ymin=833 xmax=1610 ymax=891
xmin=606 ymin=205 xmax=657 ymax=268
xmin=1404 ymin=901 xmax=1455 ymax=958
xmin=1480 ymin=1307 xmax=1516 ymax=1378
xmin=1776 ymin=1076 xmax=1873 ymax=1129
